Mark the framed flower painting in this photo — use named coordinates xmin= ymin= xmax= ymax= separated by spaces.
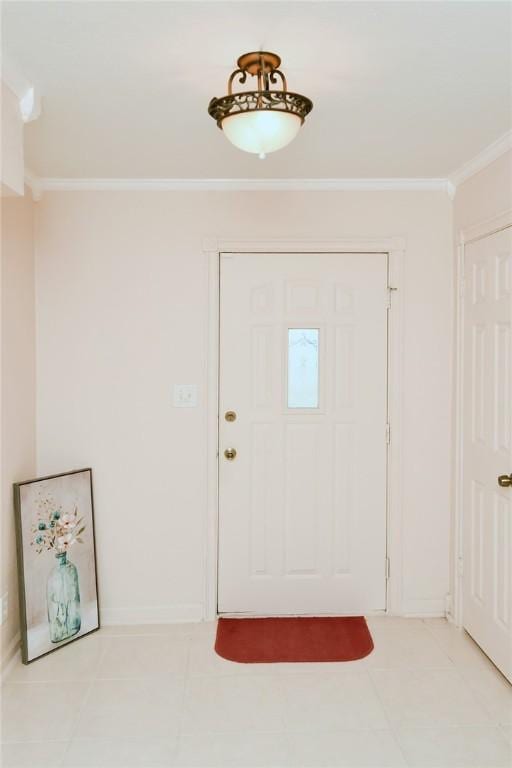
xmin=14 ymin=468 xmax=100 ymax=664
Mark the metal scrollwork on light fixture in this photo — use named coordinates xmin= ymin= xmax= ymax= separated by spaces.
xmin=209 ymin=91 xmax=311 ymax=124
xmin=208 ymin=51 xmax=313 ymax=158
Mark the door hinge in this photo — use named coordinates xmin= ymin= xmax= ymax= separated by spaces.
xmin=459 ymin=276 xmax=465 ymax=298
xmin=385 ymin=557 xmax=391 ymax=580
xmin=385 ymin=423 xmax=391 ymax=444
xmin=386 ymin=286 xmax=397 ymax=309
xmin=457 ymin=557 xmax=463 ymax=577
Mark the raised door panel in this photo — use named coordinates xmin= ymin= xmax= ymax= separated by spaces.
xmin=463 ymin=226 xmax=512 ymax=681
xmin=494 ymin=492 xmax=510 ymax=631
xmin=249 ymin=423 xmax=272 ymax=578
xmin=284 ymin=423 xmax=321 ymax=576
xmin=494 ymin=321 xmax=510 ymax=454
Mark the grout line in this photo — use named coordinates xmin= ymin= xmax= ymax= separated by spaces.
xmin=452 ymin=666 xmax=510 ymax=727
xmin=422 ymin=620 xmax=497 ymax=675
xmin=59 ymin=636 xmax=110 ymax=756
xmin=66 ymin=678 xmax=95 ymax=737
xmin=1 ymin=738 xmax=70 ymax=744
xmin=365 ymin=668 xmax=410 ymax=765
xmin=4 ymin=679 xmax=101 ymax=687
xmin=57 ymin=739 xmax=72 ymax=768
xmin=172 ymin=632 xmax=194 ymax=765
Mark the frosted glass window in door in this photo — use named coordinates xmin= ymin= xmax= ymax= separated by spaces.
xmin=287 ymin=329 xmax=319 ymax=408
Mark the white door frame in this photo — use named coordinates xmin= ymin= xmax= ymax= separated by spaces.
xmin=203 ymin=236 xmax=406 ymax=621
xmin=453 ymin=209 xmax=512 ymax=627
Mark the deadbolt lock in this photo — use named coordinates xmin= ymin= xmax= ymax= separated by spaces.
xmin=225 ymin=411 xmax=237 ymax=422
xmin=224 ymin=448 xmax=237 ymax=461
xmin=498 ymin=474 xmax=512 ymax=488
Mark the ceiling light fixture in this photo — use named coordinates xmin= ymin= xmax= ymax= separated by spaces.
xmin=208 ymin=51 xmax=313 ymax=159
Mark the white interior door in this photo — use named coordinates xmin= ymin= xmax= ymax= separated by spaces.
xmin=462 ymin=226 xmax=512 ymax=681
xmin=218 ymin=252 xmax=389 ymax=615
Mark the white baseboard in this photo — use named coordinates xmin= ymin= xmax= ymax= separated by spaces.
xmin=100 ymin=603 xmax=204 ymax=626
xmin=1 ymin=632 xmax=20 ymax=681
xmin=401 ymin=598 xmax=446 ymax=617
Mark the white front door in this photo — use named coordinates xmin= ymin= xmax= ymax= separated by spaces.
xmin=462 ymin=226 xmax=512 ymax=681
xmin=218 ymin=252 xmax=389 ymax=615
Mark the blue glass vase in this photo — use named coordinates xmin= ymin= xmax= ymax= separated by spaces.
xmin=47 ymin=551 xmax=81 ymax=643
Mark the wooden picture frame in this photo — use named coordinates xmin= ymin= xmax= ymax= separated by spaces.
xmin=14 ymin=468 xmax=100 ymax=664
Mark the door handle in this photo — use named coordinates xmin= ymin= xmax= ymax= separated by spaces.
xmin=224 ymin=448 xmax=237 ymax=461
xmin=498 ymin=474 xmax=512 ymax=488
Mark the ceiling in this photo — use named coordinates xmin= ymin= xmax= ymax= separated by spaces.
xmin=2 ymin=1 xmax=511 ymax=179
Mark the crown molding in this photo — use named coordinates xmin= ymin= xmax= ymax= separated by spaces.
xmin=22 ymin=135 xmax=511 ymax=200
xmin=448 ymin=130 xmax=512 ymax=189
xmin=25 ymin=175 xmax=453 ymax=197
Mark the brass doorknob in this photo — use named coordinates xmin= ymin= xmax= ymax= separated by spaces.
xmin=498 ymin=474 xmax=512 ymax=488
xmin=224 ymin=448 xmax=237 ymax=461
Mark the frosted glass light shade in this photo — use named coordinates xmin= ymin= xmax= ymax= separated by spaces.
xmin=221 ymin=110 xmax=302 ymax=155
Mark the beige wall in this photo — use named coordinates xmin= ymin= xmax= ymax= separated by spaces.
xmin=34 ymin=189 xmax=453 ymax=621
xmin=1 ymin=190 xmax=36 ymax=668
xmin=1 ymin=83 xmax=24 ymax=197
xmin=0 ymin=151 xmax=507 ymax=643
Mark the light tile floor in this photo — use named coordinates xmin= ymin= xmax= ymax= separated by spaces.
xmin=1 ymin=617 xmax=511 ymax=767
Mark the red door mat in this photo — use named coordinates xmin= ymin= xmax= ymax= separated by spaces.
xmin=215 ymin=616 xmax=374 ymax=663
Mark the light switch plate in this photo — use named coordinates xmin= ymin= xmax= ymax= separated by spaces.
xmin=173 ymin=384 xmax=197 ymax=408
